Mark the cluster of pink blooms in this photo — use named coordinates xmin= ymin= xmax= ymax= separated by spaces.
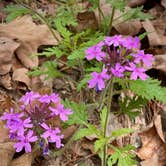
xmin=85 ymin=35 xmax=154 ymax=91
xmin=0 ymin=91 xmax=72 ymax=154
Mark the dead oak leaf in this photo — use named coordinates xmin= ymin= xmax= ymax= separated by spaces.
xmin=0 ymin=37 xmax=20 ymax=75
xmin=0 ymin=15 xmax=61 ymax=69
xmin=137 ymin=127 xmax=166 ymax=165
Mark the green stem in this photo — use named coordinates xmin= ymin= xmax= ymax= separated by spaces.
xmin=107 ymin=7 xmax=115 ymax=35
xmin=15 ymin=0 xmax=61 ymax=42
xmin=102 ymin=78 xmax=114 ymax=166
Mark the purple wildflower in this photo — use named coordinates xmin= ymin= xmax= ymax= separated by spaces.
xmin=125 ymin=63 xmax=148 ymax=80
xmin=85 ymin=44 xmax=106 ymax=61
xmin=104 ymin=35 xmax=123 ymax=47
xmin=111 ymin=63 xmax=125 ymax=78
xmin=38 ymin=94 xmax=50 ymax=103
xmin=19 ymin=91 xmax=40 ymax=105
xmin=14 ymin=130 xmax=38 ymax=153
xmin=41 ymin=123 xmax=64 ymax=148
xmin=49 ymin=104 xmax=72 ymax=122
xmin=122 ymin=36 xmax=140 ymax=49
xmin=132 ymin=50 xmax=154 ymax=66
xmin=9 ymin=117 xmax=33 ymax=136
xmin=88 ymin=68 xmax=110 ymax=90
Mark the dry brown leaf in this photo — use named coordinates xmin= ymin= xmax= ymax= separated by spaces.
xmin=142 ymin=20 xmax=166 ymax=46
xmin=161 ymin=0 xmax=166 ymax=8
xmin=11 ymin=153 xmax=33 ymax=166
xmin=75 ymin=11 xmax=98 ymax=32
xmin=0 ymin=142 xmax=15 ymax=166
xmin=137 ymin=127 xmax=166 ymax=165
xmin=0 ymin=73 xmax=12 ymax=90
xmin=12 ymin=68 xmax=31 ymax=89
xmin=0 ymin=15 xmax=61 ymax=69
xmin=154 ymin=114 xmax=166 ymax=143
xmin=140 ymin=153 xmax=160 ymax=166
xmin=142 ymin=20 xmax=162 ymax=46
xmin=62 ymin=125 xmax=77 ymax=140
xmin=153 ymin=54 xmax=166 ymax=73
xmin=0 ymin=120 xmax=9 ymax=143
xmin=113 ymin=20 xmax=142 ymax=36
xmin=0 ymin=37 xmax=20 ymax=75
xmin=127 ymin=0 xmax=147 ymax=7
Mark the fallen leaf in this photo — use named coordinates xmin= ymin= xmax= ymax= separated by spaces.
xmin=62 ymin=125 xmax=77 ymax=140
xmin=12 ymin=68 xmax=31 ymax=89
xmin=127 ymin=0 xmax=147 ymax=7
xmin=137 ymin=127 xmax=166 ymax=165
xmin=142 ymin=20 xmax=162 ymax=46
xmin=140 ymin=153 xmax=160 ymax=166
xmin=113 ymin=20 xmax=142 ymax=36
xmin=0 ymin=37 xmax=20 ymax=75
xmin=153 ymin=54 xmax=166 ymax=73
xmin=0 ymin=142 xmax=15 ymax=166
xmin=11 ymin=153 xmax=33 ymax=166
xmin=0 ymin=120 xmax=9 ymax=143
xmin=142 ymin=19 xmax=166 ymax=46
xmin=154 ymin=114 xmax=166 ymax=143
xmin=0 ymin=73 xmax=12 ymax=90
xmin=161 ymin=0 xmax=166 ymax=8
xmin=0 ymin=15 xmax=61 ymax=69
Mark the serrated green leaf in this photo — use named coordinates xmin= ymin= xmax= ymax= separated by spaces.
xmin=119 ymin=96 xmax=147 ymax=119
xmin=107 ymin=0 xmax=126 ymax=11
xmin=94 ymin=137 xmax=109 ymax=152
xmin=4 ymin=5 xmax=30 ymax=22
xmin=63 ymin=100 xmax=88 ymax=125
xmin=73 ymin=124 xmax=98 ymax=140
xmin=68 ymin=48 xmax=85 ymax=60
xmin=129 ymin=78 xmax=166 ymax=103
xmin=100 ymin=107 xmax=107 ymax=130
xmin=111 ymin=128 xmax=134 ymax=138
xmin=38 ymin=47 xmax=63 ymax=58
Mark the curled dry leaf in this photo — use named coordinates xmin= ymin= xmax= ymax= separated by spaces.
xmin=127 ymin=0 xmax=147 ymax=7
xmin=140 ymin=153 xmax=160 ymax=166
xmin=0 ymin=142 xmax=15 ymax=166
xmin=0 ymin=37 xmax=20 ymax=75
xmin=11 ymin=153 xmax=33 ymax=166
xmin=113 ymin=20 xmax=142 ymax=36
xmin=137 ymin=127 xmax=166 ymax=165
xmin=12 ymin=68 xmax=31 ymax=89
xmin=0 ymin=73 xmax=12 ymax=90
xmin=0 ymin=15 xmax=61 ymax=69
xmin=142 ymin=19 xmax=166 ymax=46
xmin=62 ymin=125 xmax=77 ymax=140
xmin=161 ymin=0 xmax=166 ymax=9
xmin=153 ymin=54 xmax=166 ymax=73
xmin=154 ymin=113 xmax=166 ymax=143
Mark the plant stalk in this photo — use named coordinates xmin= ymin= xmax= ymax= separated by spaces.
xmin=107 ymin=7 xmax=115 ymax=35
xmin=102 ymin=78 xmax=114 ymax=166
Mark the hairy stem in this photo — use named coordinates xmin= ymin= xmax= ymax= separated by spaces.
xmin=102 ymin=78 xmax=114 ymax=166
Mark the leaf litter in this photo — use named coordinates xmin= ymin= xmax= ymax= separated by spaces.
xmin=0 ymin=0 xmax=166 ymax=165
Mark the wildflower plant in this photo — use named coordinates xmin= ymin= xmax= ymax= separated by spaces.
xmin=0 ymin=92 xmax=72 ymax=154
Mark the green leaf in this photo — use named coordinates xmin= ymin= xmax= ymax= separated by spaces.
xmin=77 ymin=74 xmax=91 ymax=91
xmin=107 ymin=145 xmax=136 ymax=166
xmin=107 ymin=0 xmax=126 ymax=11
xmin=94 ymin=137 xmax=109 ymax=152
xmin=38 ymin=47 xmax=63 ymax=58
xmin=63 ymin=100 xmax=88 ymax=125
xmin=100 ymin=107 xmax=107 ymax=129
xmin=124 ymin=6 xmax=153 ymax=21
xmin=68 ymin=48 xmax=85 ymax=60
xmin=111 ymin=128 xmax=134 ymax=138
xmin=119 ymin=96 xmax=147 ymax=119
xmin=4 ymin=5 xmax=30 ymax=22
xmin=73 ymin=124 xmax=98 ymax=140
xmin=129 ymin=78 xmax=166 ymax=103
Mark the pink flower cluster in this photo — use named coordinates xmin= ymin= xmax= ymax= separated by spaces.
xmin=0 ymin=91 xmax=72 ymax=154
xmin=85 ymin=35 xmax=154 ymax=91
